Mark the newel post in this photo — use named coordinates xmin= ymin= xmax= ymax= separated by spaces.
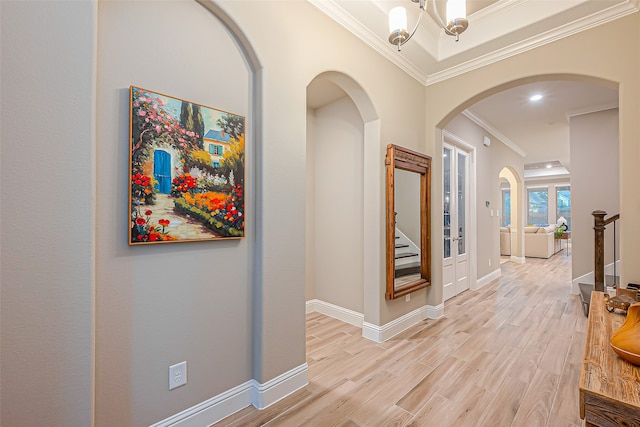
xmin=593 ymin=210 xmax=607 ymax=292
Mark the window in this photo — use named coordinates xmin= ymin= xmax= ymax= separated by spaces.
xmin=528 ymin=188 xmax=548 ymax=225
xmin=501 ymin=189 xmax=510 ymax=227
xmin=211 ymin=161 xmax=220 ymax=168
xmin=556 ymin=186 xmax=571 ymax=230
xmin=209 ymin=144 xmax=223 ymax=155
xmin=443 ymin=147 xmax=451 ymax=259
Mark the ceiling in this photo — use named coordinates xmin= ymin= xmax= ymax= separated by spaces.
xmin=307 ymin=0 xmax=636 ymax=178
xmin=464 ymin=80 xmax=618 ymax=175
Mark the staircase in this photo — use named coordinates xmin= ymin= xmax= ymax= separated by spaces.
xmin=394 ymin=228 xmax=420 ymax=278
xmin=579 ymin=210 xmax=620 ymax=316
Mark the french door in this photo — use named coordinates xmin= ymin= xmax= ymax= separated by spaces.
xmin=443 ymin=143 xmax=470 ymax=300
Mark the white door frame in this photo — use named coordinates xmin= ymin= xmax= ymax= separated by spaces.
xmin=442 ymin=130 xmax=477 ymax=299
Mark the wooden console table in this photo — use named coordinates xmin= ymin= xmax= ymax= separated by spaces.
xmin=580 ymin=291 xmax=640 ymax=426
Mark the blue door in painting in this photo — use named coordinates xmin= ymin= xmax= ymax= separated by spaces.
xmin=154 ymin=150 xmax=171 ymax=194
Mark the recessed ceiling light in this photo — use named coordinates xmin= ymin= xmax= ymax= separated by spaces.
xmin=546 ymin=164 xmax=553 ymax=168
xmin=530 ymin=94 xmax=543 ymax=101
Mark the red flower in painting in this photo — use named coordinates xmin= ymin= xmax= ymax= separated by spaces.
xmin=135 ymin=218 xmax=146 ymax=225
xmin=145 ymin=210 xmax=153 ymax=216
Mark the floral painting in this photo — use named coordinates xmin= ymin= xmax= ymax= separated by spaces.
xmin=129 ymin=86 xmax=245 ymax=244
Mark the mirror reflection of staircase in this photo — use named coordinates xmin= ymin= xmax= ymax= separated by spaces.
xmin=395 ymin=228 xmax=420 ymax=278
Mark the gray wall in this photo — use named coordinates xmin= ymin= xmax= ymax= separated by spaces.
xmin=570 ymin=109 xmax=619 ymax=280
xmin=308 ymin=96 xmax=364 ymax=313
xmin=1 ymin=2 xmax=96 ymax=425
xmin=95 ymin=2 xmax=252 ymax=425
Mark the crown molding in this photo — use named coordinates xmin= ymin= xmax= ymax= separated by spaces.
xmin=524 ymin=171 xmax=571 ymax=182
xmin=472 ymin=0 xmax=528 ymax=21
xmin=309 ymin=0 xmax=638 ymax=87
xmin=565 ymin=101 xmax=619 ymax=121
xmin=462 ymin=110 xmax=527 ymax=158
xmin=427 ymin=1 xmax=639 ymax=84
xmin=308 ymin=0 xmax=428 ymax=84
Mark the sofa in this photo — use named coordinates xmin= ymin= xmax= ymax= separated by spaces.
xmin=524 ymin=225 xmax=561 ymax=258
xmin=500 ymin=227 xmax=511 ymax=256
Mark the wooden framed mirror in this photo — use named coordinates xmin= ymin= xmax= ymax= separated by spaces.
xmin=385 ymin=144 xmax=431 ymax=300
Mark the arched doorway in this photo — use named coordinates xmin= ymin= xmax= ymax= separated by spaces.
xmin=435 ymin=74 xmax=618 ymax=303
xmin=305 ymin=71 xmax=380 ymax=334
xmin=499 ymin=166 xmax=524 ymax=262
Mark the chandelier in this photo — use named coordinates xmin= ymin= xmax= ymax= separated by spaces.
xmin=389 ymin=0 xmax=468 ymax=50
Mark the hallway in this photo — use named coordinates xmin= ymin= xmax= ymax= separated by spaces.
xmin=215 ymin=254 xmax=585 ymax=426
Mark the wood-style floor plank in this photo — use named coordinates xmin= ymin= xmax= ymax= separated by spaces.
xmin=212 ymin=254 xmax=586 ymax=427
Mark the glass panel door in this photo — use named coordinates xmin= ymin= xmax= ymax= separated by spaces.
xmin=457 ymin=151 xmax=466 ymax=255
xmin=443 ymin=147 xmax=452 ymax=259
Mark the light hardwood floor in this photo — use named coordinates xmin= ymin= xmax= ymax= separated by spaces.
xmin=214 ymin=254 xmax=586 ymax=426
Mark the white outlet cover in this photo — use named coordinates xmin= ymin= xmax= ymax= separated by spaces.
xmin=169 ymin=361 xmax=187 ymax=390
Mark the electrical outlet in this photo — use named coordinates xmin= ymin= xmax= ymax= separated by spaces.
xmin=489 ymin=258 xmax=492 ymax=266
xmin=406 ymin=294 xmax=410 ymax=302
xmin=169 ymin=361 xmax=187 ymax=390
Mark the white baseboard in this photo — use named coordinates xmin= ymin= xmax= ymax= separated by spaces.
xmin=149 ymin=364 xmax=308 ymax=427
xmin=426 ymin=303 xmax=445 ymax=319
xmin=510 ymin=255 xmax=525 ymax=264
xmin=305 ymin=299 xmax=363 ymax=328
xmin=362 ymin=304 xmax=443 ymax=343
xmin=251 ymin=363 xmax=308 ymax=409
xmin=148 ymin=381 xmax=253 ymax=427
xmin=571 ymin=271 xmax=591 ymax=295
xmin=473 ymin=268 xmax=501 ymax=290
xmin=571 ymin=260 xmax=622 ymax=295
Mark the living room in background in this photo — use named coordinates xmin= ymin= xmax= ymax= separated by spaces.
xmin=556 ymin=185 xmax=571 ymax=230
xmin=527 ymin=187 xmax=549 ymax=225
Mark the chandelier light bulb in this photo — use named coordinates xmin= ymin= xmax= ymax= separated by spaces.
xmin=389 ymin=7 xmax=408 ymax=34
xmin=446 ymin=0 xmax=466 ymax=23
xmin=388 ymin=0 xmax=468 ymax=48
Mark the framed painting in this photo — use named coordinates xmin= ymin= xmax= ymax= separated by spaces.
xmin=129 ymin=86 xmax=245 ymax=245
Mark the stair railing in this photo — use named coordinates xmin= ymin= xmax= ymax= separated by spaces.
xmin=593 ymin=210 xmax=620 ymax=292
